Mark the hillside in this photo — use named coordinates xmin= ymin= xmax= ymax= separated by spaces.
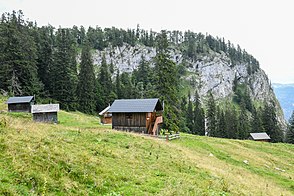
xmin=92 ymin=41 xmax=286 ymax=131
xmin=0 ymin=11 xmax=286 ymax=141
xmin=0 ymin=101 xmax=293 ymax=195
xmin=273 ymin=83 xmax=294 ymax=120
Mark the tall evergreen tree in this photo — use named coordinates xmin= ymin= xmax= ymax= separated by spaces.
xmin=135 ymin=55 xmax=151 ymax=89
xmin=51 ymin=28 xmax=78 ymax=111
xmin=98 ymin=53 xmax=116 ymax=110
xmin=120 ymin=72 xmax=135 ymax=99
xmin=262 ymin=101 xmax=283 ymax=142
xmin=286 ymin=111 xmax=294 ymax=144
xmin=217 ymin=108 xmax=226 ymax=138
xmin=154 ymin=30 xmax=181 ymax=133
xmin=206 ymin=92 xmax=216 ymax=136
xmin=35 ymin=25 xmax=55 ymax=96
xmin=77 ymin=42 xmax=96 ymax=114
xmin=0 ymin=11 xmax=42 ymax=96
xmin=186 ymin=91 xmax=194 ymax=132
xmin=193 ymin=90 xmax=205 ymax=135
xmin=250 ymin=106 xmax=264 ymax=133
xmin=237 ymin=101 xmax=250 ymax=139
xmin=225 ymin=106 xmax=238 ymax=139
xmin=115 ymin=70 xmax=122 ymax=99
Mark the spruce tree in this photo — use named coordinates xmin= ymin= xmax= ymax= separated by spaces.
xmin=225 ymin=106 xmax=238 ymax=139
xmin=238 ymin=101 xmax=250 ymax=139
xmin=77 ymin=42 xmax=96 ymax=114
xmin=218 ymin=108 xmax=226 ymax=138
xmin=206 ymin=92 xmax=216 ymax=136
xmin=136 ymin=55 xmax=151 ymax=89
xmin=0 ymin=11 xmax=42 ymax=96
xmin=51 ymin=28 xmax=78 ymax=111
xmin=250 ymin=106 xmax=264 ymax=133
xmin=262 ymin=101 xmax=283 ymax=142
xmin=98 ymin=53 xmax=116 ymax=109
xmin=35 ymin=25 xmax=55 ymax=96
xmin=115 ymin=70 xmax=122 ymax=99
xmin=154 ymin=30 xmax=181 ymax=133
xmin=145 ymin=82 xmax=156 ymax=99
xmin=120 ymin=72 xmax=135 ymax=99
xmin=186 ymin=91 xmax=194 ymax=132
xmin=286 ymin=111 xmax=294 ymax=144
xmin=193 ymin=90 xmax=205 ymax=135
xmin=214 ymin=106 xmax=223 ymax=138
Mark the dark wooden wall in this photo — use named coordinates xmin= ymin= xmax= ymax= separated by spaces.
xmin=33 ymin=112 xmax=58 ymax=123
xmin=112 ymin=112 xmax=147 ymax=133
xmin=248 ymin=136 xmax=270 ymax=142
xmin=8 ymin=103 xmax=31 ymax=113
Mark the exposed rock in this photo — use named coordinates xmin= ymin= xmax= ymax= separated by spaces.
xmin=243 ymin=160 xmax=249 ymax=165
xmin=275 ymin=167 xmax=285 ymax=172
xmin=89 ymin=43 xmax=286 ymax=126
xmin=92 ymin=44 xmax=274 ymax=100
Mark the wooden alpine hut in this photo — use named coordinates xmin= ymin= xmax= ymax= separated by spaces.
xmin=99 ymin=105 xmax=112 ymax=124
xmin=249 ymin=132 xmax=271 ymax=142
xmin=31 ymin=104 xmax=59 ymax=123
xmin=108 ymin=98 xmax=163 ymax=135
xmin=6 ymin=96 xmax=35 ymax=112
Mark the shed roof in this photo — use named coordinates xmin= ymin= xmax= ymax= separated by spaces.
xmin=250 ymin=132 xmax=271 ymax=140
xmin=31 ymin=104 xmax=59 ymax=114
xmin=6 ymin=96 xmax=34 ymax=104
xmin=99 ymin=105 xmax=111 ymax=115
xmin=108 ymin=98 xmax=163 ymax=113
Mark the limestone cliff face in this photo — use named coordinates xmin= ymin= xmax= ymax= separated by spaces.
xmin=93 ymin=44 xmax=273 ymax=101
xmin=91 ymin=43 xmax=285 ymax=126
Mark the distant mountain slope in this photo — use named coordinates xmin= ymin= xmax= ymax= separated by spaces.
xmin=0 ymin=106 xmax=293 ymax=195
xmin=273 ymin=83 xmax=294 ymax=120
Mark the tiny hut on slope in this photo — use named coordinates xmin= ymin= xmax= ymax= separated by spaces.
xmin=108 ymin=98 xmax=163 ymax=135
xmin=99 ymin=105 xmax=112 ymax=124
xmin=31 ymin=104 xmax=59 ymax=123
xmin=6 ymin=96 xmax=35 ymax=112
xmin=249 ymin=132 xmax=271 ymax=142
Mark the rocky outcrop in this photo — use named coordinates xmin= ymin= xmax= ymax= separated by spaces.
xmin=92 ymin=44 xmax=275 ymax=103
xmin=91 ymin=43 xmax=286 ymax=127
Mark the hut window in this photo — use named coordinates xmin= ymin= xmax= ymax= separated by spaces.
xmin=126 ymin=114 xmax=132 ymax=119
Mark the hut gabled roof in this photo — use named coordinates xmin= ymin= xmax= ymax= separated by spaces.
xmin=31 ymin=104 xmax=59 ymax=113
xmin=249 ymin=132 xmax=271 ymax=140
xmin=6 ymin=96 xmax=34 ymax=104
xmin=108 ymin=98 xmax=163 ymax=113
xmin=99 ymin=105 xmax=111 ymax=115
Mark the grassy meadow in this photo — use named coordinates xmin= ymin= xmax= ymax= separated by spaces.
xmin=0 ymin=98 xmax=293 ymax=195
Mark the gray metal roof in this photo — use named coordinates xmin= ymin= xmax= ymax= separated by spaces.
xmin=108 ymin=98 xmax=163 ymax=113
xmin=250 ymin=132 xmax=271 ymax=140
xmin=31 ymin=104 xmax=60 ymax=113
xmin=6 ymin=96 xmax=34 ymax=104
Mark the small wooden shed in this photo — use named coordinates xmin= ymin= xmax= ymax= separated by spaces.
xmin=108 ymin=98 xmax=163 ymax=135
xmin=99 ymin=105 xmax=112 ymax=124
xmin=6 ymin=96 xmax=35 ymax=112
xmin=31 ymin=104 xmax=59 ymax=123
xmin=249 ymin=132 xmax=271 ymax=142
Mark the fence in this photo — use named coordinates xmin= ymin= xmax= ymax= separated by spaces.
xmin=158 ymin=133 xmax=180 ymax=141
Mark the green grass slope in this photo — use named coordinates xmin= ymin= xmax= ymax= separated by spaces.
xmin=0 ymin=101 xmax=293 ymax=195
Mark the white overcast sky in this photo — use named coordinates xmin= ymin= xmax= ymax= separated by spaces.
xmin=1 ymin=0 xmax=293 ymax=83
